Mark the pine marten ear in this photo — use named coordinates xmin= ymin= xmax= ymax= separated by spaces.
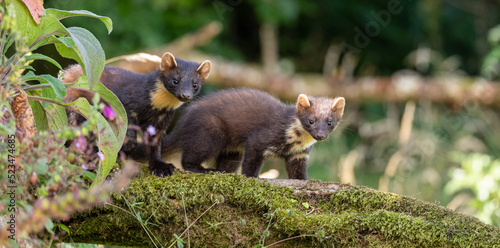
xmin=331 ymin=97 xmax=345 ymax=116
xmin=160 ymin=52 xmax=177 ymax=71
xmin=197 ymin=60 xmax=212 ymax=81
xmin=296 ymin=94 xmax=311 ymax=110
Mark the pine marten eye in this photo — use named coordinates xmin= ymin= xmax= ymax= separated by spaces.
xmin=193 ymin=83 xmax=199 ymax=89
xmin=309 ymin=119 xmax=314 ymax=125
xmin=327 ymin=121 xmax=333 ymax=126
xmin=172 ymin=79 xmax=179 ymax=85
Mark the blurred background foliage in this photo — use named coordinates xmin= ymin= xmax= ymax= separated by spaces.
xmin=43 ymin=0 xmax=500 ymax=226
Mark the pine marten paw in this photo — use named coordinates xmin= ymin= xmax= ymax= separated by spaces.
xmin=150 ymin=161 xmax=177 ymax=177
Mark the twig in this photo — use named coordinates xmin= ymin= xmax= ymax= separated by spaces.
xmin=266 ymin=234 xmax=316 ymax=248
xmin=167 ymin=201 xmax=218 ymax=248
xmin=179 ymin=202 xmax=217 ymax=238
xmin=110 ymin=196 xmax=160 ymax=248
xmin=182 ymin=193 xmax=190 ymax=248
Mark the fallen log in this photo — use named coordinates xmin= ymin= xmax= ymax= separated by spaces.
xmin=61 ymin=172 xmax=500 ymax=247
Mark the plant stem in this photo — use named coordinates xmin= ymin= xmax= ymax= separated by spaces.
xmin=143 ymin=201 xmax=165 ymax=246
xmin=182 ymin=193 xmax=191 ymax=248
xmin=27 ymin=95 xmax=88 ymax=120
xmin=115 ymin=196 xmax=161 ymax=248
xmin=261 ymin=208 xmax=280 ymax=246
xmin=22 ymin=84 xmax=53 ymax=91
xmin=167 ymin=202 xmax=218 ymax=248
xmin=266 ymin=234 xmax=316 ymax=247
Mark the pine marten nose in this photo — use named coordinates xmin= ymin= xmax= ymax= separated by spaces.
xmin=316 ymin=132 xmax=326 ymax=140
xmin=180 ymin=92 xmax=192 ymax=100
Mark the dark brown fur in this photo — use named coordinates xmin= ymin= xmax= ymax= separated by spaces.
xmin=62 ymin=53 xmax=211 ymax=177
xmin=162 ymin=88 xmax=345 ymax=179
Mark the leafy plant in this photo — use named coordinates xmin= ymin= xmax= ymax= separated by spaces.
xmin=482 ymin=24 xmax=500 ymax=80
xmin=0 ymin=0 xmax=132 ymax=246
xmin=1 ymin=0 xmax=127 ymax=185
xmin=445 ymin=152 xmax=500 ymax=227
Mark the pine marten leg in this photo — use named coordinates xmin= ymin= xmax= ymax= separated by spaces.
xmin=285 ymin=155 xmax=308 ymax=180
xmin=240 ymin=146 xmax=265 ymax=178
xmin=147 ymin=138 xmax=176 ymax=177
xmin=216 ymin=152 xmax=242 ymax=173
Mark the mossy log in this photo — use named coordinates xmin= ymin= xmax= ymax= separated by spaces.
xmin=63 ymin=172 xmax=500 ymax=247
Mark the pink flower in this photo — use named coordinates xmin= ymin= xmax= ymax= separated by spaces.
xmin=103 ymin=106 xmax=116 ymax=120
xmin=74 ymin=135 xmax=87 ymax=151
xmin=147 ymin=125 xmax=156 ymax=136
xmin=97 ymin=152 xmax=105 ymax=161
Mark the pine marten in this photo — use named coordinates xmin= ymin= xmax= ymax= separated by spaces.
xmin=162 ymin=88 xmax=345 ymax=179
xmin=62 ymin=52 xmax=211 ymax=177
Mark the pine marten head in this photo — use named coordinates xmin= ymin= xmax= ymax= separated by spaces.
xmin=295 ymin=95 xmax=345 ymax=141
xmin=151 ymin=52 xmax=211 ymax=110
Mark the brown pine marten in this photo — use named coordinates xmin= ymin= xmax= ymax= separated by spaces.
xmin=62 ymin=52 xmax=211 ymax=177
xmin=162 ymin=88 xmax=345 ymax=179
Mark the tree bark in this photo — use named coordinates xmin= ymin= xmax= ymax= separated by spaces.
xmin=61 ymin=172 xmax=500 ymax=247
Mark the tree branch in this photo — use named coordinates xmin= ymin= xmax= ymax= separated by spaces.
xmin=107 ymin=51 xmax=500 ymax=106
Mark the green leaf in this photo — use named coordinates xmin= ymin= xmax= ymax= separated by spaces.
xmin=45 ymin=103 xmax=69 ymax=131
xmin=41 ymin=74 xmax=66 ymax=99
xmin=6 ymin=0 xmax=38 ymax=45
xmin=302 ymin=202 xmax=310 ymax=209
xmin=27 ymin=86 xmax=68 ymax=131
xmin=177 ymin=240 xmax=185 ymax=248
xmin=54 ymin=40 xmax=83 ymax=66
xmin=481 ymin=46 xmax=500 ymax=79
xmin=41 ymin=87 xmax=57 ymax=108
xmin=57 ymin=36 xmax=76 ymax=48
xmin=45 ymin=219 xmax=55 ymax=235
xmin=28 ymin=100 xmax=49 ymax=132
xmin=66 ymin=96 xmax=121 ymax=186
xmin=66 ymin=98 xmax=91 ymax=122
xmin=22 ymin=73 xmax=66 ymax=99
xmin=36 ymin=36 xmax=74 ymax=50
xmin=7 ymin=0 xmax=68 ymax=48
xmin=83 ymin=171 xmax=96 ymax=181
xmin=25 ymin=53 xmax=63 ymax=70
xmin=174 ymin=234 xmax=184 ymax=248
xmin=66 ymin=27 xmax=105 ymax=90
xmin=58 ymin=223 xmax=71 ymax=235
xmin=46 ymin=8 xmax=113 ymax=34
xmin=72 ymin=76 xmax=128 ymax=145
xmin=2 ymin=35 xmax=15 ymax=55
xmin=488 ymin=24 xmax=500 ymax=45
xmin=94 ymin=112 xmax=120 ymax=186
xmin=21 ymin=65 xmax=36 ymax=72
xmin=35 ymin=158 xmax=49 ymax=175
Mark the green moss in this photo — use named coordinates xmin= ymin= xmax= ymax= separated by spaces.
xmin=63 ymin=172 xmax=500 ymax=247
xmin=318 ymin=186 xmax=500 ymax=246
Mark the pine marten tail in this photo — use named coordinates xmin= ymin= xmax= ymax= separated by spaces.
xmin=60 ymin=65 xmax=95 ymax=126
xmin=60 ymin=64 xmax=84 ymax=84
